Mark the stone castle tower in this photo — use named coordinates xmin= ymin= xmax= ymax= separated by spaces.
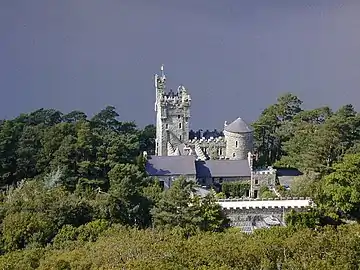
xmin=223 ymin=118 xmax=254 ymax=160
xmin=154 ymin=65 xmax=253 ymax=160
xmin=155 ymin=65 xmax=191 ymax=156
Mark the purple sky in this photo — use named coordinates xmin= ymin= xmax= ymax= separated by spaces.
xmin=1 ymin=0 xmax=360 ymax=129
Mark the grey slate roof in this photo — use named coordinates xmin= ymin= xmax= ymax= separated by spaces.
xmin=224 ymin=117 xmax=253 ymax=133
xmin=196 ymin=159 xmax=251 ymax=178
xmin=146 ymin=155 xmax=196 ymax=176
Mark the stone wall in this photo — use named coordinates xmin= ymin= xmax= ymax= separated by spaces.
xmin=156 ymin=175 xmax=196 ymax=189
xmin=198 ymin=176 xmax=250 ymax=187
xmin=224 ymin=130 xmax=253 ymax=160
xmin=250 ymin=168 xmax=277 ymax=198
xmin=188 ymin=137 xmax=226 ymax=159
xmin=155 ymin=76 xmax=191 ymax=156
xmin=220 ymin=198 xmax=313 ymax=232
xmin=223 ymin=207 xmax=308 ymax=233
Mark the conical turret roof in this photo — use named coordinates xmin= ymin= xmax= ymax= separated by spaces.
xmin=224 ymin=117 xmax=253 ymax=133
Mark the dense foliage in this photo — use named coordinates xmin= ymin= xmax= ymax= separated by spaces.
xmin=2 ymin=95 xmax=360 ymax=268
xmin=253 ymin=93 xmax=360 ymax=173
xmin=0 ymin=106 xmax=230 ymax=268
xmin=2 ymin=224 xmax=360 ymax=269
xmin=222 ymin=181 xmax=250 ymax=198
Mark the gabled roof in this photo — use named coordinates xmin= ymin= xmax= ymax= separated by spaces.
xmin=224 ymin=117 xmax=253 ymax=133
xmin=196 ymin=159 xmax=251 ymax=178
xmin=146 ymin=155 xmax=196 ymax=176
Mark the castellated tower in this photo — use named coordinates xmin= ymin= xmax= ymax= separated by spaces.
xmin=155 ymin=65 xmax=191 ymax=156
xmin=223 ymin=117 xmax=253 ymax=160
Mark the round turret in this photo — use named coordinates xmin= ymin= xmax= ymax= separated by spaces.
xmin=223 ymin=117 xmax=253 ymax=160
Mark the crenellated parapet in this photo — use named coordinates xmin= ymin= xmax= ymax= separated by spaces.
xmin=158 ymin=86 xmax=191 ymax=107
xmin=218 ymin=197 xmax=312 ymax=201
xmin=218 ymin=197 xmax=314 ymax=210
xmin=187 ymin=137 xmax=227 ymax=159
xmin=253 ymin=167 xmax=277 ymax=175
xmin=188 ymin=136 xmax=226 ymax=146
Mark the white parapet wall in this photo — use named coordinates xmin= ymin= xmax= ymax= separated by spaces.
xmin=217 ymin=197 xmax=314 ymax=210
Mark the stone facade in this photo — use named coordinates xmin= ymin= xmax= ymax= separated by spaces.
xmin=155 ymin=66 xmax=191 ymax=156
xmin=199 ymin=177 xmax=250 ymax=187
xmin=219 ymin=197 xmax=314 ymax=232
xmin=156 ymin=175 xmax=196 ymax=189
xmin=250 ymin=167 xmax=277 ymax=198
xmin=223 ymin=130 xmax=253 ymax=160
xmin=187 ymin=137 xmax=226 ymax=159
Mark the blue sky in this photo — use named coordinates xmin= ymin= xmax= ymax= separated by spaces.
xmin=1 ymin=0 xmax=360 ymax=129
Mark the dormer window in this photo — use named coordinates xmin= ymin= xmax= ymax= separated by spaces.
xmin=179 ymin=122 xmax=182 ymax=129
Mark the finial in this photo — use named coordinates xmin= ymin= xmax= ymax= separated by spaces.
xmin=160 ymin=64 xmax=165 ymax=78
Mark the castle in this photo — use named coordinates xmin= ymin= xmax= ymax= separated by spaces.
xmin=146 ymin=65 xmax=277 ymax=198
xmin=154 ymin=65 xmax=253 ymax=161
xmin=145 ymin=66 xmax=313 ymax=231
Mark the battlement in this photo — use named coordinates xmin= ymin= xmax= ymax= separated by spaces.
xmin=188 ymin=136 xmax=225 ymax=144
xmin=158 ymin=82 xmax=191 ymax=99
xmin=218 ymin=197 xmax=314 ymax=210
xmin=218 ymin=197 xmax=312 ymax=202
xmin=253 ymin=167 xmax=277 ymax=175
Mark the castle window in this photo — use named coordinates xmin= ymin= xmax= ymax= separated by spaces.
xmin=165 ymin=124 xmax=169 ymax=129
xmin=232 ymin=153 xmax=236 ymax=157
xmin=179 ymin=135 xmax=182 ymax=141
xmin=235 ymin=141 xmax=238 ymax=148
xmin=178 ymin=115 xmax=181 ymax=119
xmin=179 ymin=122 xmax=182 ymax=129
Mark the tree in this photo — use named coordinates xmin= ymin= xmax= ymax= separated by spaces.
xmin=107 ymin=164 xmax=152 ymax=227
xmin=1 ymin=178 xmax=94 ymax=251
xmin=321 ymin=153 xmax=360 ymax=220
xmin=139 ymin=124 xmax=156 ymax=155
xmin=0 ymin=120 xmax=19 ymax=186
xmin=277 ymin=104 xmax=360 ymax=173
xmin=91 ymin=106 xmax=121 ymax=132
xmin=259 ymin=186 xmax=277 ymax=199
xmin=151 ymin=177 xmax=200 ymax=233
xmin=252 ymin=93 xmax=303 ymax=166
xmin=63 ymin=110 xmax=87 ymax=123
xmin=288 ymin=172 xmax=320 ymax=198
xmin=222 ymin=181 xmax=250 ymax=198
xmin=152 ymin=177 xmax=229 ymax=235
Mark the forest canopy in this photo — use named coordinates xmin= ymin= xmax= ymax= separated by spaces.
xmin=2 ymin=94 xmax=360 ymax=269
